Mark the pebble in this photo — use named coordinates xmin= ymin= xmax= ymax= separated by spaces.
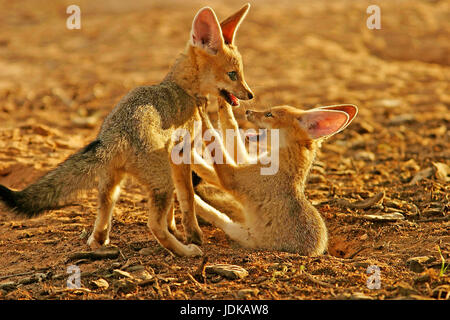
xmin=205 ymin=264 xmax=248 ymax=280
xmin=91 ymin=278 xmax=109 ymax=290
xmin=388 ymin=114 xmax=415 ymax=125
xmin=406 ymin=256 xmax=436 ymax=273
xmin=0 ymin=281 xmax=16 ymax=291
xmin=374 ymin=99 xmax=403 ymax=108
xmin=112 ymin=269 xmax=133 ymax=279
xmin=139 ymin=247 xmax=156 ymax=256
xmin=363 ymin=212 xmax=405 ymax=222
xmin=354 ymin=151 xmax=375 ymax=161
xmin=236 ymin=288 xmax=259 ymax=299
xmin=422 ymin=208 xmax=444 ymax=217
xmin=349 ymin=292 xmax=374 ymax=300
xmin=433 ymin=162 xmax=450 ymax=183
xmin=403 ymin=159 xmax=420 ymax=171
xmin=125 ymin=265 xmax=146 ymax=272
xmin=113 ymin=279 xmax=137 ymax=294
xmin=133 ymin=270 xmax=154 ymax=282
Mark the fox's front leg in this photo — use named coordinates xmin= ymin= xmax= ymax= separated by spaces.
xmin=218 ymin=101 xmax=248 ymax=163
xmin=170 ymin=162 xmax=203 ymax=245
xmin=198 ymin=105 xmax=254 ymax=191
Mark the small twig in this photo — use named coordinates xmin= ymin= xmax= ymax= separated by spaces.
xmin=0 ymin=267 xmax=51 ymax=281
xmin=301 ymin=271 xmax=334 ymax=288
xmin=417 ymin=216 xmax=450 ymax=223
xmin=347 ymin=246 xmax=369 ymax=259
xmin=152 ymin=276 xmax=164 ymax=299
xmin=0 ymin=271 xmax=36 ymax=281
xmin=193 ymin=256 xmax=208 ymax=283
xmin=67 ymin=247 xmax=120 ymax=261
xmin=322 ymin=255 xmax=366 ymax=263
xmin=187 ymin=273 xmax=204 ymax=289
xmin=333 ymin=191 xmax=385 ymax=210
xmin=52 ymin=287 xmax=92 ymax=295
xmin=408 ymin=167 xmax=435 ymax=185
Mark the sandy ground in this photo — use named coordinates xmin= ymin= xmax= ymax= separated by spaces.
xmin=0 ymin=0 xmax=448 ymax=300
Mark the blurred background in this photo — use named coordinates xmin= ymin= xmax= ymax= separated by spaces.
xmin=1 ymin=0 xmax=448 ymax=119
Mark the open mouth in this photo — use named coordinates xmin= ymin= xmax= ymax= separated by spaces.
xmin=220 ymin=89 xmax=239 ymax=106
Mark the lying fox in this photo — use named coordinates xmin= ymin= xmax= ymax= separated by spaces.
xmin=0 ymin=5 xmax=254 ymax=257
xmin=193 ymin=99 xmax=357 ymax=256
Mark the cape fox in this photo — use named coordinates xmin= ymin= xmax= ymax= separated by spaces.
xmin=0 ymin=5 xmax=254 ymax=257
xmin=193 ymin=99 xmax=357 ymax=256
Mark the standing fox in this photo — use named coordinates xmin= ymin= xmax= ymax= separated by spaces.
xmin=0 ymin=5 xmax=254 ymax=257
xmin=193 ymin=99 xmax=357 ymax=256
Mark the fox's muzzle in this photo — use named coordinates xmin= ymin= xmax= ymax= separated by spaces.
xmin=239 ymin=82 xmax=254 ymax=100
xmin=245 ymin=109 xmax=257 ymax=122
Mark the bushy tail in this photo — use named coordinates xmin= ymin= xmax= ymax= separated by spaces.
xmin=0 ymin=140 xmax=105 ymax=218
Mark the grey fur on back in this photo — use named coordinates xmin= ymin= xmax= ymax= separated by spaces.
xmin=0 ymin=80 xmax=200 ymax=217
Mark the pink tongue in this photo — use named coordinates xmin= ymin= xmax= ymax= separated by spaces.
xmin=229 ymin=93 xmax=239 ymax=106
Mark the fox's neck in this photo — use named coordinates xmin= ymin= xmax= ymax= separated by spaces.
xmin=278 ymin=139 xmax=317 ymax=193
xmin=164 ymin=44 xmax=202 ymax=99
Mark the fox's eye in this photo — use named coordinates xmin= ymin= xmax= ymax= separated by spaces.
xmin=265 ymin=112 xmax=273 ymax=118
xmin=227 ymin=71 xmax=238 ymax=81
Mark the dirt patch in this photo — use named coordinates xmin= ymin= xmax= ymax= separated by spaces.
xmin=0 ymin=0 xmax=448 ymax=300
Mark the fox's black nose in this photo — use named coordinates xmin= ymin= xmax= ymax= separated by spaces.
xmin=246 ymin=109 xmax=252 ymax=115
xmin=247 ymin=92 xmax=254 ymax=99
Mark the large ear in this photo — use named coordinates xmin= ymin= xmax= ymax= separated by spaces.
xmin=220 ymin=3 xmax=250 ymax=45
xmin=297 ymin=109 xmax=350 ymax=140
xmin=316 ymin=104 xmax=358 ymax=131
xmin=190 ymin=7 xmax=224 ymax=55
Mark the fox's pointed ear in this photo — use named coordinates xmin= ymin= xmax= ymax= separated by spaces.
xmin=297 ymin=110 xmax=350 ymax=140
xmin=316 ymin=104 xmax=358 ymax=131
xmin=220 ymin=3 xmax=250 ymax=45
xmin=191 ymin=7 xmax=224 ymax=55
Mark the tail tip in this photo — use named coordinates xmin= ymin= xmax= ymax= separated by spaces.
xmin=0 ymin=185 xmax=34 ymax=217
xmin=0 ymin=184 xmax=17 ymax=209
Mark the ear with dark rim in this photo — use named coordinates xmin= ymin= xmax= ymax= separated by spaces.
xmin=220 ymin=3 xmax=250 ymax=45
xmin=190 ymin=7 xmax=224 ymax=55
xmin=316 ymin=104 xmax=358 ymax=131
xmin=297 ymin=109 xmax=350 ymax=140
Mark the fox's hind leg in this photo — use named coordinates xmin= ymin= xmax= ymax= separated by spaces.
xmin=166 ymin=198 xmax=184 ymax=242
xmin=88 ymin=169 xmax=124 ymax=249
xmin=194 ymin=195 xmax=253 ymax=247
xmin=148 ymin=188 xmax=202 ymax=257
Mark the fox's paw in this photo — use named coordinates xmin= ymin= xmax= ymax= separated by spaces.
xmin=185 ymin=244 xmax=203 ymax=257
xmin=186 ymin=227 xmax=203 ymax=246
xmin=87 ymin=233 xmax=110 ymax=250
